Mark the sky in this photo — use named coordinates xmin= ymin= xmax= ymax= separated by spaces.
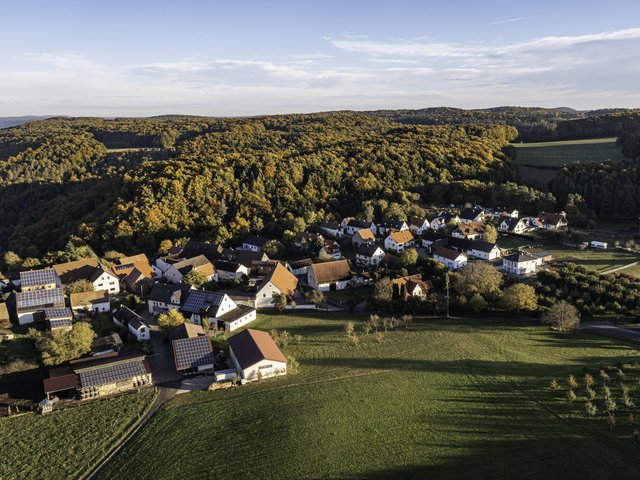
xmin=1 ymin=0 xmax=640 ymax=116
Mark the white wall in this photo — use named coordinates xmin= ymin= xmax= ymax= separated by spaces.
xmin=227 ymin=310 xmax=257 ymax=331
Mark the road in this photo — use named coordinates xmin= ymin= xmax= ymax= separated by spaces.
xmin=581 ymin=320 xmax=640 ymax=342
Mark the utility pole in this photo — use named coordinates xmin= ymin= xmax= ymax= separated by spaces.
xmin=445 ymin=273 xmax=450 ymax=319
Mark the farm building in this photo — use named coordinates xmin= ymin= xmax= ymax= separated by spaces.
xmin=228 ymin=329 xmax=287 ymax=381
xmin=44 ymin=308 xmax=73 ymax=332
xmin=169 ymin=323 xmax=214 ymax=374
xmin=70 ymin=290 xmax=110 ymax=315
xmin=307 ymin=260 xmax=354 ymax=291
xmin=15 ymin=287 xmax=65 ymax=325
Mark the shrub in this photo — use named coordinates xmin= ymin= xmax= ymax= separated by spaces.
xmin=605 ymin=396 xmax=618 ymax=413
xmin=600 ymin=370 xmax=610 ymax=383
xmin=567 ymin=374 xmax=579 ymax=390
xmin=549 ymin=378 xmax=560 ymax=392
xmin=584 ymin=373 xmax=595 ymax=387
xmin=374 ymin=332 xmax=385 ymax=344
xmin=566 ymin=389 xmax=577 ymax=403
xmin=586 ymin=386 xmax=596 ymax=401
xmin=350 ymin=334 xmax=361 ymax=347
xmin=585 ymin=401 xmax=598 ymax=417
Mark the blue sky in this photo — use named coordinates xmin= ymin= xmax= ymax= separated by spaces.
xmin=2 ymin=0 xmax=640 ymax=116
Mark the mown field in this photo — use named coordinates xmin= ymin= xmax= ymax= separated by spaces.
xmin=513 ymin=138 xmax=625 ymax=187
xmin=99 ymin=314 xmax=640 ymax=480
xmin=540 ymin=246 xmax=640 ymax=274
xmin=0 ymin=389 xmax=156 ymax=480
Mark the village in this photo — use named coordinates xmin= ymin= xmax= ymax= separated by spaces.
xmin=0 ymin=203 xmax=586 ymax=413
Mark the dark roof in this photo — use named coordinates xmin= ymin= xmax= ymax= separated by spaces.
xmin=181 ymin=290 xmax=225 ymax=315
xmin=181 ymin=241 xmax=224 ymax=262
xmin=173 ymin=255 xmax=213 ymax=275
xmin=228 ymin=329 xmax=287 ymax=369
xmin=320 ymin=221 xmax=340 ymax=230
xmin=538 ymin=212 xmax=567 ymax=226
xmin=113 ymin=305 xmax=147 ymax=331
xmin=470 ymin=240 xmax=498 ymax=253
xmin=49 ymin=318 xmax=73 ymax=330
xmin=43 ymin=371 xmax=78 ymax=394
xmin=433 ymin=237 xmax=472 ymax=252
xmin=500 ymin=217 xmax=522 ymax=229
xmin=288 ymin=258 xmax=313 ymax=269
xmin=378 ymin=219 xmax=407 ymax=229
xmin=459 ymin=207 xmax=484 ymax=221
xmin=75 ymin=354 xmax=149 ymax=388
xmin=421 ymin=231 xmax=448 ymax=242
xmin=172 ymin=336 xmax=213 ymax=371
xmin=88 ymin=265 xmax=116 ymax=282
xmin=433 ymin=247 xmax=465 ymax=261
xmin=213 ymin=260 xmax=242 ymax=272
xmin=16 ymin=288 xmax=65 ymax=312
xmin=148 ymin=283 xmax=192 ymax=304
xmin=504 ymin=252 xmax=537 ymax=263
xmin=217 ymin=304 xmax=256 ymax=324
xmin=19 ymin=268 xmax=59 ymax=288
xmin=357 ymin=244 xmax=384 ymax=257
xmin=44 ymin=307 xmax=72 ymax=320
xmin=410 ymin=216 xmax=429 ymax=227
xmin=235 ymin=250 xmax=267 ymax=268
xmin=346 ymin=219 xmax=373 ymax=229
xmin=242 ymin=235 xmax=270 ymax=248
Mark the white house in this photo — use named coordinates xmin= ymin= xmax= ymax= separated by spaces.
xmin=493 ymin=208 xmax=519 ymax=219
xmin=287 ymin=258 xmax=313 ymax=276
xmin=213 ymin=260 xmax=248 ymax=281
xmin=53 ymin=259 xmax=119 ymax=294
xmin=458 ymin=207 xmax=486 ymax=223
xmin=319 ymin=240 xmax=342 ymax=260
xmin=468 ymin=240 xmax=501 ymax=261
xmin=89 ymin=266 xmax=120 ymax=294
xmin=319 ymin=221 xmax=342 ymax=238
xmin=242 ymin=235 xmax=270 ymax=252
xmin=409 ymin=217 xmax=430 ymax=235
xmin=503 ymin=252 xmax=538 ymax=275
xmin=433 ymin=247 xmax=468 ymax=270
xmin=69 ymin=290 xmax=111 ymax=314
xmin=535 ymin=212 xmax=568 ymax=230
xmin=112 ymin=305 xmax=150 ymax=342
xmin=147 ymin=283 xmax=192 ymax=314
xmin=181 ymin=290 xmax=257 ymax=331
xmin=308 ymin=260 xmax=353 ymax=291
xmin=384 ymin=231 xmax=415 ymax=253
xmin=254 ymin=263 xmax=298 ymax=309
xmin=163 ymin=255 xmax=216 ymax=284
xmin=356 ymin=244 xmax=386 ymax=268
xmin=451 ymin=222 xmax=486 ymax=240
xmin=430 ymin=212 xmax=459 ymax=231
xmin=342 ymin=219 xmax=377 ymax=237
xmin=15 ymin=287 xmax=66 ymax=325
xmin=377 ymin=219 xmax=409 ymax=237
xmin=498 ymin=217 xmax=527 ymax=234
xmin=228 ymin=329 xmax=287 ymax=381
xmin=352 ymin=228 xmax=376 ymax=248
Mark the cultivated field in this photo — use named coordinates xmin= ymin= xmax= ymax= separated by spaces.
xmin=540 ymin=246 xmax=640 ymax=274
xmin=0 ymin=389 xmax=156 ymax=480
xmin=99 ymin=314 xmax=640 ymax=480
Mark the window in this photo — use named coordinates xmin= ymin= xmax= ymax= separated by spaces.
xmin=259 ymin=364 xmax=273 ymax=370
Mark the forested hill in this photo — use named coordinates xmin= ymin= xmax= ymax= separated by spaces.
xmin=0 ymin=113 xmax=521 ymax=259
xmin=364 ymin=106 xmax=640 ymax=142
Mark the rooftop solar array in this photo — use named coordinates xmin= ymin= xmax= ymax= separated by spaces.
xmin=49 ymin=318 xmax=73 ymax=329
xmin=20 ymin=268 xmax=59 ymax=288
xmin=16 ymin=288 xmax=65 ymax=311
xmin=78 ymin=359 xmax=148 ymax=388
xmin=172 ymin=336 xmax=213 ymax=370
xmin=181 ymin=290 xmax=224 ymax=314
xmin=44 ymin=307 xmax=73 ymax=320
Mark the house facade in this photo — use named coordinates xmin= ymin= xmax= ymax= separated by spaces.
xmin=433 ymin=247 xmax=468 ymax=270
xmin=355 ymin=244 xmax=386 ymax=268
xmin=503 ymin=252 xmax=538 ymax=275
xmin=468 ymin=240 xmax=501 ymax=260
xmin=228 ymin=329 xmax=287 ymax=382
xmin=308 ymin=260 xmax=353 ymax=291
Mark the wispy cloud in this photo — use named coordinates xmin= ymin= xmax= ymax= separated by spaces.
xmin=485 ymin=16 xmax=527 ymax=26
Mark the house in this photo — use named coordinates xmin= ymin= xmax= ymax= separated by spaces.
xmin=392 ymin=274 xmax=432 ymax=300
xmin=355 ymin=244 xmax=386 ymax=268
xmin=430 ymin=211 xmax=459 ymax=231
xmin=498 ymin=217 xmax=527 ymax=234
xmin=164 ymin=255 xmax=216 ymax=284
xmin=43 ymin=352 xmax=152 ymax=400
xmin=44 ymin=308 xmax=73 ymax=333
xmin=255 ymin=263 xmax=298 ymax=309
xmin=458 ymin=207 xmax=486 ymax=223
xmin=70 ymin=290 xmax=110 ymax=314
xmin=294 ymin=232 xmax=322 ymax=251
xmin=242 ymin=235 xmax=270 ymax=252
xmin=377 ymin=219 xmax=409 ymax=237
xmin=433 ymin=247 xmax=468 ymax=270
xmin=421 ymin=231 xmax=448 ymax=249
xmin=234 ymin=250 xmax=269 ymax=270
xmin=212 ymin=260 xmax=247 ymax=281
xmin=15 ymin=287 xmax=65 ymax=325
xmin=147 ymin=283 xmax=192 ymax=314
xmin=384 ymin=231 xmax=415 ymax=253
xmin=433 ymin=236 xmax=473 ymax=254
xmin=352 ymin=228 xmax=376 ymax=248
xmin=53 ymin=259 xmax=120 ymax=294
xmin=409 ymin=217 xmax=431 ymax=235
xmin=112 ymin=305 xmax=150 ymax=342
xmin=228 ymin=329 xmax=287 ymax=381
xmin=308 ymin=260 xmax=353 ymax=291
xmin=248 ymin=260 xmax=280 ymax=286
xmin=342 ymin=219 xmax=377 ymax=237
xmin=19 ymin=268 xmax=60 ymax=292
xmin=492 ymin=208 xmax=519 ymax=219
xmin=451 ymin=221 xmax=486 ymax=240
xmin=169 ymin=323 xmax=214 ymax=373
xmin=468 ymin=240 xmax=501 ymax=260
xmin=181 ymin=290 xmax=256 ymax=331
xmin=503 ymin=252 xmax=538 ymax=275
xmin=287 ymin=258 xmax=313 ymax=276
xmin=319 ymin=221 xmax=342 ymax=238
xmin=113 ymin=253 xmax=154 ymax=293
xmin=319 ymin=239 xmax=342 ymax=260
xmin=535 ymin=212 xmax=568 ymax=230
xmin=180 ymin=241 xmax=224 ymax=263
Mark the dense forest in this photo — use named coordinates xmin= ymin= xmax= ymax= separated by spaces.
xmin=365 ymin=106 xmax=640 ymax=142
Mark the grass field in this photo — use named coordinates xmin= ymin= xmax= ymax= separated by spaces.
xmin=0 ymin=389 xmax=156 ymax=480
xmin=99 ymin=314 xmax=640 ymax=480
xmin=540 ymin=246 xmax=640 ymax=273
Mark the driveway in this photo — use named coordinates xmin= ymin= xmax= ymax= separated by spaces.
xmin=581 ymin=320 xmax=640 ymax=343
xmin=140 ymin=310 xmax=183 ymax=385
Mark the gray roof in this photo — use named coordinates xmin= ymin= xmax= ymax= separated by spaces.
xmin=172 ymin=336 xmax=213 ymax=370
xmin=243 ymin=235 xmax=270 ymax=248
xmin=19 ymin=268 xmax=58 ymax=288
xmin=459 ymin=207 xmax=484 ymax=221
xmin=16 ymin=288 xmax=65 ymax=312
xmin=470 ymin=240 xmax=498 ymax=253
xmin=44 ymin=307 xmax=73 ymax=320
xmin=77 ymin=357 xmax=148 ymax=388
xmin=357 ymin=244 xmax=384 ymax=257
xmin=181 ymin=290 xmax=225 ymax=315
xmin=347 ymin=219 xmax=373 ymax=229
xmin=148 ymin=283 xmax=192 ymax=304
xmin=113 ymin=305 xmax=148 ymax=331
xmin=504 ymin=252 xmax=537 ymax=263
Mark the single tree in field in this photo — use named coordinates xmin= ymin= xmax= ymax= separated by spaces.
xmin=500 ymin=283 xmax=537 ymax=314
xmin=182 ymin=270 xmax=207 ymax=289
xmin=158 ymin=309 xmax=186 ymax=332
xmin=542 ymin=300 xmax=580 ymax=331
xmin=272 ymin=292 xmax=287 ymax=314
xmin=455 ymin=263 xmax=503 ymax=296
xmin=308 ymin=290 xmax=325 ymax=309
xmin=483 ymin=224 xmax=498 ymax=243
xmin=372 ymin=277 xmax=393 ymax=306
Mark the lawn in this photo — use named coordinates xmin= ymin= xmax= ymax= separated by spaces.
xmin=99 ymin=313 xmax=640 ymax=480
xmin=540 ymin=246 xmax=640 ymax=273
xmin=326 ymin=285 xmax=373 ymax=303
xmin=0 ymin=389 xmax=156 ymax=480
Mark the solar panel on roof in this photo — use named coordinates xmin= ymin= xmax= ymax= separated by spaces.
xmin=49 ymin=318 xmax=73 ymax=329
xmin=16 ymin=288 xmax=65 ymax=311
xmin=78 ymin=360 xmax=148 ymax=388
xmin=172 ymin=336 xmax=213 ymax=370
xmin=20 ymin=268 xmax=58 ymax=287
xmin=181 ymin=290 xmax=223 ymax=314
xmin=44 ymin=308 xmax=73 ymax=319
